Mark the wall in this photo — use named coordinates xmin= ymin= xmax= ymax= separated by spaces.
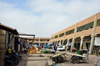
xmin=0 ymin=28 xmax=6 ymax=66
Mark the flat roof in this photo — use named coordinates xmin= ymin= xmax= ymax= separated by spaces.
xmin=0 ymin=23 xmax=19 ymax=35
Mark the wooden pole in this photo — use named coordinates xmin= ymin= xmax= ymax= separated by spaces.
xmin=6 ymin=35 xmax=14 ymax=51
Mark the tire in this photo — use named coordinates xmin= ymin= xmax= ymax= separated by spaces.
xmin=57 ymin=57 xmax=59 ymax=63
xmin=72 ymin=56 xmax=79 ymax=64
xmin=13 ymin=58 xmax=19 ymax=65
xmin=53 ymin=52 xmax=55 ymax=54
xmin=59 ymin=57 xmax=64 ymax=63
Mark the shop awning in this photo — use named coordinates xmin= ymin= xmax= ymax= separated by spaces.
xmin=94 ymin=37 xmax=100 ymax=46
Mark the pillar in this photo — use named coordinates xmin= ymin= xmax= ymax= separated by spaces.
xmin=71 ymin=23 xmax=77 ymax=49
xmin=39 ymin=37 xmax=40 ymax=46
xmin=89 ymin=15 xmax=97 ymax=54
xmin=80 ymin=36 xmax=84 ymax=51
xmin=62 ymin=30 xmax=66 ymax=45
xmin=56 ymin=33 xmax=60 ymax=46
xmin=66 ymin=39 xmax=69 ymax=51
xmin=59 ymin=40 xmax=61 ymax=46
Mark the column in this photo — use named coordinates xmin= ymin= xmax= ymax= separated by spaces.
xmin=39 ymin=37 xmax=40 ymax=46
xmin=89 ymin=15 xmax=97 ymax=54
xmin=62 ymin=30 xmax=66 ymax=45
xmin=59 ymin=40 xmax=61 ymax=46
xmin=56 ymin=33 xmax=60 ymax=46
xmin=56 ymin=41 xmax=58 ymax=46
xmin=71 ymin=23 xmax=77 ymax=49
xmin=66 ymin=39 xmax=69 ymax=51
xmin=80 ymin=36 xmax=84 ymax=51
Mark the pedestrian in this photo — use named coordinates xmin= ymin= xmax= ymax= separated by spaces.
xmin=54 ymin=44 xmax=57 ymax=52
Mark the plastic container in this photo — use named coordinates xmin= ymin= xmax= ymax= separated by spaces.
xmin=69 ymin=61 xmax=71 ymax=63
xmin=30 ymin=51 xmax=32 ymax=54
xmin=77 ymin=51 xmax=83 ymax=55
xmin=77 ymin=51 xmax=83 ymax=60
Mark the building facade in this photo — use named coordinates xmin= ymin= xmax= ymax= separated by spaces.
xmin=29 ymin=38 xmax=50 ymax=45
xmin=49 ymin=12 xmax=100 ymax=54
xmin=21 ymin=37 xmax=50 ymax=46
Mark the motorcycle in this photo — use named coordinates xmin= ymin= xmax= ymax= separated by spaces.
xmin=5 ymin=51 xmax=19 ymax=66
xmin=5 ymin=55 xmax=14 ymax=66
xmin=11 ymin=52 xmax=19 ymax=65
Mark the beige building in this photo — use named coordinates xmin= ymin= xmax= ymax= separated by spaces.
xmin=21 ymin=37 xmax=50 ymax=46
xmin=49 ymin=12 xmax=100 ymax=54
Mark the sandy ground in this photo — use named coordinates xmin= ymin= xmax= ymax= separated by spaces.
xmin=16 ymin=51 xmax=100 ymax=66
xmin=15 ymin=54 xmax=27 ymax=66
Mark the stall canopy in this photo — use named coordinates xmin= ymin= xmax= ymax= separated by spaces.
xmin=94 ymin=37 xmax=100 ymax=46
xmin=0 ymin=23 xmax=19 ymax=35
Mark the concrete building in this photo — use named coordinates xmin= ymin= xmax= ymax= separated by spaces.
xmin=21 ymin=37 xmax=50 ymax=46
xmin=49 ymin=12 xmax=100 ymax=54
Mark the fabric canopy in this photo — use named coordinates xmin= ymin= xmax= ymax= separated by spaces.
xmin=94 ymin=37 xmax=100 ymax=46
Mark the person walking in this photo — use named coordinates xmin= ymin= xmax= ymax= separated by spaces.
xmin=54 ymin=44 xmax=57 ymax=52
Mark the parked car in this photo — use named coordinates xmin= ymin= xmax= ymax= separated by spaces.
xmin=34 ymin=43 xmax=39 ymax=48
xmin=57 ymin=45 xmax=66 ymax=51
xmin=43 ymin=43 xmax=53 ymax=49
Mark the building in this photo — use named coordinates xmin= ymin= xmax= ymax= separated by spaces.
xmin=49 ymin=12 xmax=100 ymax=54
xmin=29 ymin=37 xmax=50 ymax=46
xmin=22 ymin=37 xmax=50 ymax=46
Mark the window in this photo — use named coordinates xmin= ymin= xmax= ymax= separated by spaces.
xmin=59 ymin=33 xmax=64 ymax=37
xmin=47 ymin=40 xmax=49 ymax=41
xmin=55 ymin=35 xmax=58 ymax=38
xmin=66 ymin=29 xmax=74 ymax=35
xmin=77 ymin=22 xmax=93 ymax=32
xmin=97 ymin=19 xmax=100 ymax=26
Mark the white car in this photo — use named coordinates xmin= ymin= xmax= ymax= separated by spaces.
xmin=57 ymin=45 xmax=66 ymax=51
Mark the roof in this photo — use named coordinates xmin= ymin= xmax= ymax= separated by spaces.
xmin=0 ymin=23 xmax=19 ymax=35
xmin=19 ymin=37 xmax=50 ymax=40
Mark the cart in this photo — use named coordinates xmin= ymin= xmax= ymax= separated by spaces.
xmin=49 ymin=53 xmax=66 ymax=63
xmin=66 ymin=53 xmax=89 ymax=64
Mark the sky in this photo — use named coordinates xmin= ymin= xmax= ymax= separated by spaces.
xmin=0 ymin=0 xmax=100 ymax=37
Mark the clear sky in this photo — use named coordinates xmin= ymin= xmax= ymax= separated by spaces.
xmin=0 ymin=0 xmax=100 ymax=37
